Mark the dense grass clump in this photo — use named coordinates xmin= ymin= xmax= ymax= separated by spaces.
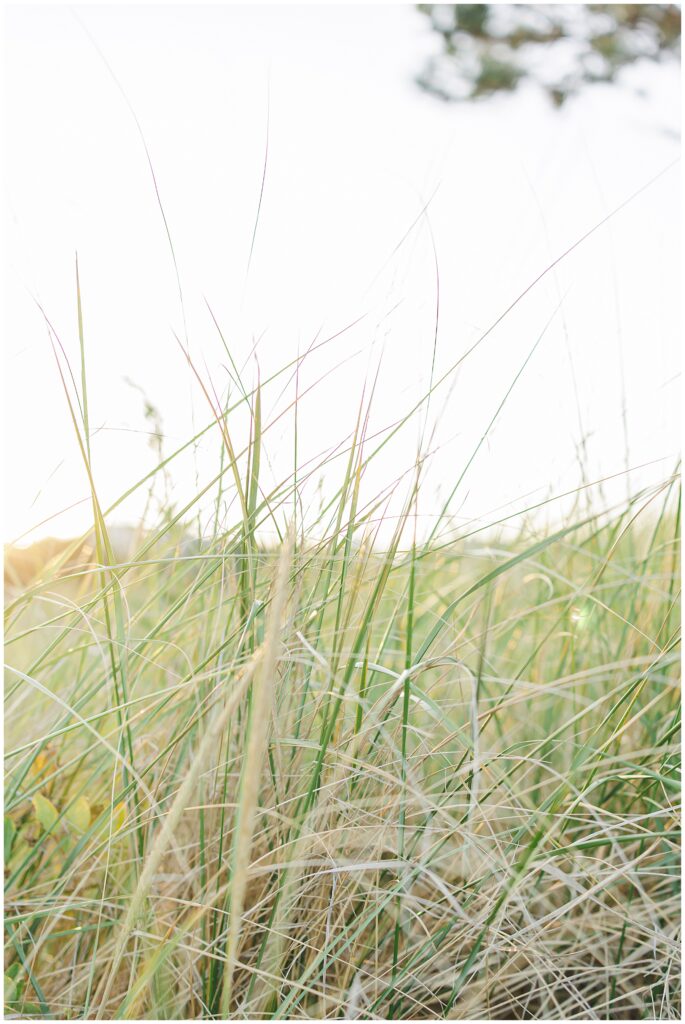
xmin=3 ymin=303 xmax=681 ymax=1019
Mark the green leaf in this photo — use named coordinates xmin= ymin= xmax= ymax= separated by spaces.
xmin=5 ymin=962 xmax=21 ymax=982
xmin=4 ymin=968 xmax=20 ymax=1006
xmin=31 ymin=794 xmax=59 ymax=833
xmin=4 ymin=817 xmax=16 ymax=863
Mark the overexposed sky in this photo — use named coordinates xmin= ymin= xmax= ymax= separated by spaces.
xmin=3 ymin=3 xmax=681 ymax=544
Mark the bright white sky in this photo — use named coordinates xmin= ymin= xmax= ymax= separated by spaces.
xmin=3 ymin=3 xmax=681 ymax=545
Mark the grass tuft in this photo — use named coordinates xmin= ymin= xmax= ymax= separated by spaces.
xmin=4 ymin=273 xmax=681 ymax=1019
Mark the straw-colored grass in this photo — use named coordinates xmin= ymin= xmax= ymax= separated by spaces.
xmin=4 ymin=286 xmax=680 ymax=1019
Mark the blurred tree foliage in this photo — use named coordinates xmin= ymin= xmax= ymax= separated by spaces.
xmin=416 ymin=4 xmax=681 ymax=106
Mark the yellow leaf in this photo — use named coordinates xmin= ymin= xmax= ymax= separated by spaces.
xmin=9 ymin=836 xmax=32 ymax=870
xmin=29 ymin=745 xmax=56 ymax=780
xmin=96 ymin=802 xmax=126 ymax=837
xmin=65 ymin=796 xmax=91 ymax=833
xmin=32 ymin=793 xmax=58 ymax=832
xmin=112 ymin=802 xmax=126 ymax=832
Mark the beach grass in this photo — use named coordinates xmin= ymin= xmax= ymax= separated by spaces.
xmin=3 ymin=301 xmax=681 ymax=1020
